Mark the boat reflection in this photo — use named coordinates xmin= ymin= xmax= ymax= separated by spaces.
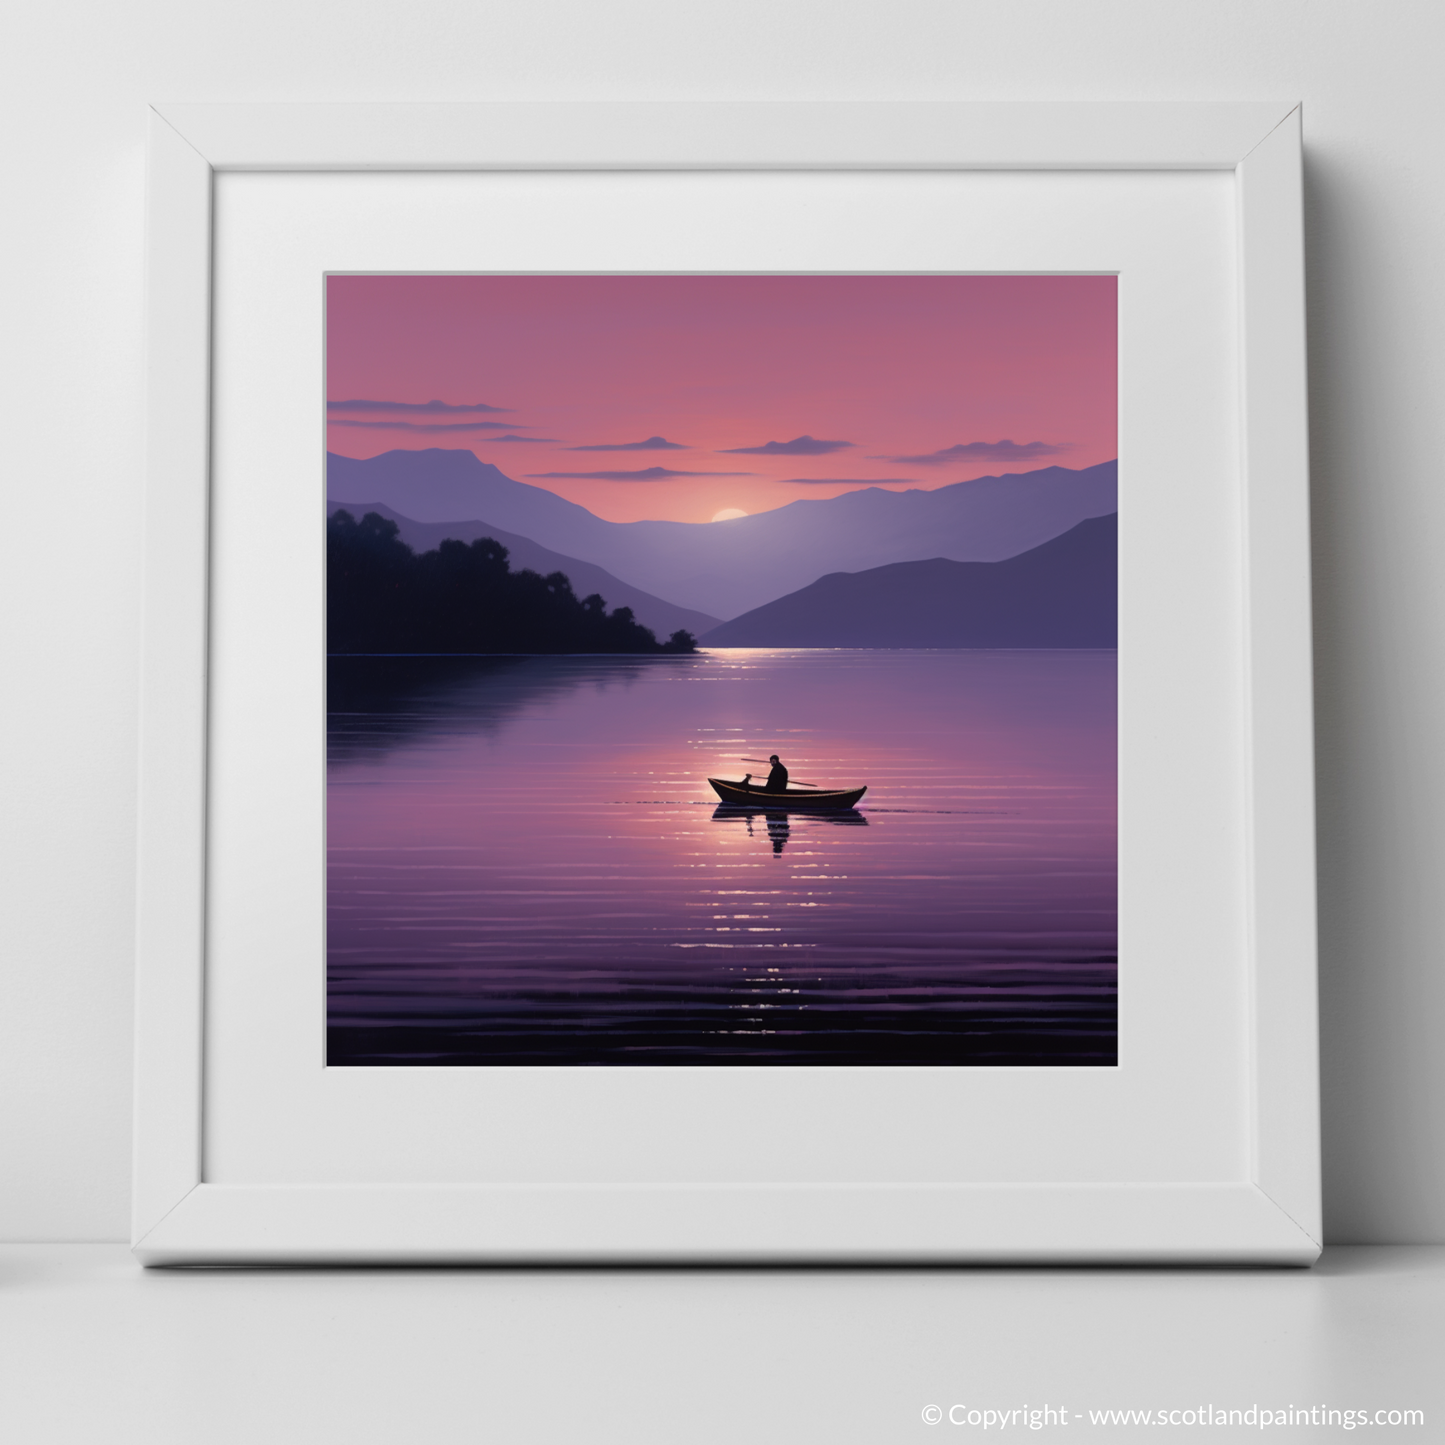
xmin=710 ymin=802 xmax=869 ymax=855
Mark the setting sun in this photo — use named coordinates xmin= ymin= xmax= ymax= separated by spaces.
xmin=711 ymin=507 xmax=748 ymax=522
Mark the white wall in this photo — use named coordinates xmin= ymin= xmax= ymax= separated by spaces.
xmin=2 ymin=0 xmax=1441 ymax=1243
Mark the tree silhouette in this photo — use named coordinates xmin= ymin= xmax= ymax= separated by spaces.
xmin=328 ymin=509 xmax=696 ymax=655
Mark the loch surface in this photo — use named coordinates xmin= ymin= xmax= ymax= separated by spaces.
xmin=327 ymin=649 xmax=1117 ymax=1066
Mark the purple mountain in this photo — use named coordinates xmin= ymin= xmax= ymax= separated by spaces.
xmin=327 ymin=450 xmax=1118 ymax=620
xmin=700 ymin=515 xmax=1116 ymax=648
xmin=326 ymin=501 xmax=720 ymax=641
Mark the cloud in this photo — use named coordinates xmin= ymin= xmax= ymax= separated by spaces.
xmin=328 ymin=419 xmax=522 ymax=433
xmin=721 ymin=435 xmax=853 ymax=456
xmin=487 ymin=434 xmax=559 ymax=443
xmin=327 ymin=398 xmax=510 ymax=414
xmin=876 ymin=440 xmax=1070 ymax=465
xmin=774 ymin=477 xmax=917 ymax=486
xmin=526 ymin=467 xmax=755 ymax=482
xmin=567 ymin=435 xmax=690 ymax=452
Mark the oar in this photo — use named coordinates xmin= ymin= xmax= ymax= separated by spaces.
xmin=739 ymin=758 xmax=820 ymax=787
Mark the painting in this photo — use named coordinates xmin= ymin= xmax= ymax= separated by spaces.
xmin=325 ymin=274 xmax=1117 ymax=1067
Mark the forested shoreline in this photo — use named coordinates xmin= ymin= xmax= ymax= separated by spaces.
xmin=328 ymin=509 xmax=696 ymax=655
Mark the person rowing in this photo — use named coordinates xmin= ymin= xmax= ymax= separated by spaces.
xmin=738 ymin=756 xmax=817 ymax=791
xmin=734 ymin=764 xmax=785 ymax=793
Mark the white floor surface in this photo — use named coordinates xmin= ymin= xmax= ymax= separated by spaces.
xmin=0 ymin=1245 xmax=1439 ymax=1442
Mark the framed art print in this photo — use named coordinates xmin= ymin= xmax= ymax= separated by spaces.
xmin=323 ymin=272 xmax=1118 ymax=1070
xmin=135 ymin=103 xmax=1320 ymax=1263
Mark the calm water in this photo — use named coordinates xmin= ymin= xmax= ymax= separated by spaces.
xmin=327 ymin=649 xmax=1116 ymax=1066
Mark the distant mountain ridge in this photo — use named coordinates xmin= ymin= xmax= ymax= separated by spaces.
xmin=701 ymin=514 xmax=1116 ymax=648
xmin=327 ymin=450 xmax=1118 ymax=620
xmin=325 ymin=501 xmax=720 ymax=640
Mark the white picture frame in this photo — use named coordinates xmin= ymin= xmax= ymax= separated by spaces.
xmin=135 ymin=102 xmax=1318 ymax=1265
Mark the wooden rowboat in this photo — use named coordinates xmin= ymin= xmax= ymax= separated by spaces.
xmin=707 ymin=777 xmax=867 ymax=809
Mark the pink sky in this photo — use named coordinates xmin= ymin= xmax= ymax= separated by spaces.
xmin=326 ymin=274 xmax=1116 ymax=525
